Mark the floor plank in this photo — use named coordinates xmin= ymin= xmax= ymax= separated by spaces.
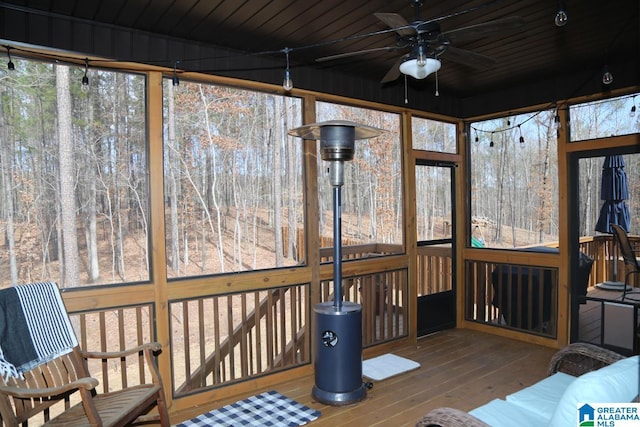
xmin=173 ymin=328 xmax=557 ymax=426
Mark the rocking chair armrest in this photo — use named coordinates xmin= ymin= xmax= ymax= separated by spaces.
xmin=80 ymin=342 xmax=166 ymax=387
xmin=416 ymin=407 xmax=490 ymax=427
xmin=80 ymin=342 xmax=162 ymax=359
xmin=547 ymin=342 xmax=625 ymax=377
xmin=0 ymin=377 xmax=98 ymax=399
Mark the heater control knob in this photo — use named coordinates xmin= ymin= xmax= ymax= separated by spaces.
xmin=321 ymin=330 xmax=338 ymax=348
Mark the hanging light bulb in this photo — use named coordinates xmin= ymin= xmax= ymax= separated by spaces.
xmin=474 ymin=129 xmax=479 ymax=142
xmin=490 ymin=132 xmax=494 ymax=147
xmin=81 ymin=58 xmax=89 ymax=90
xmin=416 ymin=43 xmax=426 ymax=67
xmin=5 ymin=46 xmax=14 ymax=70
xmin=630 ymin=97 xmax=637 ymax=117
xmin=282 ymin=48 xmax=293 ymax=91
xmin=602 ymin=65 xmax=613 ymax=85
xmin=518 ymin=125 xmax=524 ymax=143
xmin=283 ymin=69 xmax=293 ymax=91
xmin=555 ymin=1 xmax=568 ymax=27
xmin=172 ymin=61 xmax=180 ymax=86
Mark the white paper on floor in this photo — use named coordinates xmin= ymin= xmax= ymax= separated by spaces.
xmin=362 ymin=353 xmax=420 ymax=381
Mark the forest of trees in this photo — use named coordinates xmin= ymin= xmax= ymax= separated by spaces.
xmin=0 ymin=60 xmax=147 ymax=288
xmin=164 ymin=81 xmax=304 ymax=277
xmin=0 ymin=57 xmax=406 ymax=287
xmin=470 ymin=96 xmax=640 ymax=248
xmin=0 ymin=55 xmax=638 ymax=287
xmin=316 ymin=102 xmax=403 ymax=249
xmin=470 ymin=110 xmax=559 ymax=248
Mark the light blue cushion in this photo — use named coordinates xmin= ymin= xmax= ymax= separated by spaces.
xmin=469 ymin=398 xmax=548 ymax=427
xmin=506 ymin=372 xmax=575 ymax=420
xmin=549 ymin=355 xmax=640 ymax=427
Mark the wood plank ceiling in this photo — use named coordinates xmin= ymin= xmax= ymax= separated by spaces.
xmin=1 ymin=0 xmax=638 ymax=114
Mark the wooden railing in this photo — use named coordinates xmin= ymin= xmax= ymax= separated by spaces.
xmin=169 ymin=284 xmax=310 ymax=397
xmin=320 ymin=269 xmax=409 ymax=346
xmin=319 ymin=242 xmax=402 ymax=262
xmin=465 ymin=260 xmax=559 ymax=336
xmin=463 ymin=234 xmax=640 ymax=336
xmin=417 ymin=245 xmax=453 ymax=295
xmin=50 ymin=234 xmax=639 ymax=418
xmin=72 ymin=305 xmax=157 ymax=392
xmin=583 ymin=234 xmax=640 ymax=287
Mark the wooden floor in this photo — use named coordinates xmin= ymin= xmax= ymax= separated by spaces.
xmin=174 ymin=328 xmax=557 ymax=426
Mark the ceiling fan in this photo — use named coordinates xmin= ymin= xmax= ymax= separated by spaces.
xmin=316 ymin=0 xmax=525 ymax=84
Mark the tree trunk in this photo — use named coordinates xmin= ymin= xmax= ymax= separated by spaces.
xmin=0 ymin=93 xmax=18 ymax=283
xmin=56 ymin=65 xmax=80 ymax=288
xmin=85 ymin=88 xmax=100 ymax=282
xmin=286 ymin=99 xmax=297 ymax=261
xmin=167 ymin=83 xmax=180 ymax=273
xmin=273 ymin=98 xmax=284 ymax=267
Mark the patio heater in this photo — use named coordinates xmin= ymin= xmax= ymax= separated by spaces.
xmin=288 ymin=120 xmax=384 ymax=406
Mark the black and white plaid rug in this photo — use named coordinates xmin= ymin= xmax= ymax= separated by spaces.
xmin=174 ymin=390 xmax=321 ymax=427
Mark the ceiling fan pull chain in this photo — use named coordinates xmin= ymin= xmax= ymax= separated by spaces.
xmin=404 ymin=75 xmax=409 ymax=104
xmin=435 ymin=69 xmax=439 ymax=97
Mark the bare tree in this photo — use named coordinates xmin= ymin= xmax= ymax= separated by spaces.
xmin=56 ymin=64 xmax=80 ymax=288
xmin=0 ymin=86 xmax=18 ymax=283
xmin=273 ymin=97 xmax=284 ymax=267
xmin=167 ymin=83 xmax=180 ymax=273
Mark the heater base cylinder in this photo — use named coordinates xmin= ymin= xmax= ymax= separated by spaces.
xmin=312 ymin=301 xmax=366 ymax=406
xmin=312 ymin=383 xmax=367 ymax=406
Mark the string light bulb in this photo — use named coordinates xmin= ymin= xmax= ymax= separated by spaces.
xmin=602 ymin=65 xmax=613 ymax=85
xmin=489 ymin=132 xmax=494 ymax=147
xmin=518 ymin=124 xmax=524 ymax=143
xmin=172 ymin=61 xmax=180 ymax=86
xmin=5 ymin=46 xmax=14 ymax=70
xmin=630 ymin=97 xmax=636 ymax=117
xmin=282 ymin=48 xmax=293 ymax=91
xmin=554 ymin=1 xmax=568 ymax=27
xmin=81 ymin=58 xmax=89 ymax=90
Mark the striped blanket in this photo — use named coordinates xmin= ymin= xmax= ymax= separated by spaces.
xmin=0 ymin=282 xmax=78 ymax=379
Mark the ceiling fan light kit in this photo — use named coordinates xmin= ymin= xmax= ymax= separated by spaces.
xmin=314 ymin=1 xmax=524 ymax=86
xmin=399 ymin=57 xmax=441 ymax=79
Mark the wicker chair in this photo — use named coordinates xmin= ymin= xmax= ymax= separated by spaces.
xmin=0 ymin=283 xmax=170 ymax=427
xmin=415 ymin=342 xmax=626 ymax=427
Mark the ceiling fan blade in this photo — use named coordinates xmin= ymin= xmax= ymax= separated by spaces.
xmin=441 ymin=46 xmax=496 ymax=69
xmin=381 ymin=55 xmax=408 ymax=84
xmin=440 ymin=16 xmax=525 ymax=44
xmin=316 ymin=46 xmax=403 ymax=63
xmin=374 ymin=12 xmax=415 ymax=37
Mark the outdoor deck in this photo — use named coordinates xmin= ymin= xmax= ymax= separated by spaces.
xmin=172 ymin=328 xmax=556 ymax=426
xmin=579 ymin=285 xmax=640 ymax=354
